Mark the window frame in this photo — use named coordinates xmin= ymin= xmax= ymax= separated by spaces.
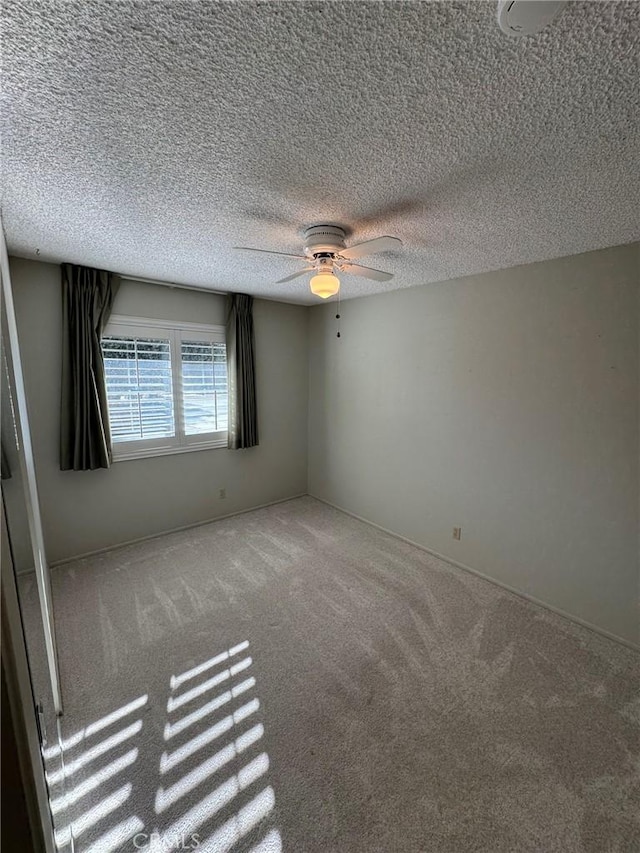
xmin=103 ymin=315 xmax=228 ymax=462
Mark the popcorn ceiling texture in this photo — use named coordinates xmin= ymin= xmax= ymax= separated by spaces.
xmin=2 ymin=0 xmax=639 ymax=304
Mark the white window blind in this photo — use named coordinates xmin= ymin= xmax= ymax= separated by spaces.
xmin=181 ymin=340 xmax=228 ymax=435
xmin=102 ymin=335 xmax=175 ymax=443
xmin=101 ymin=318 xmax=227 ymax=461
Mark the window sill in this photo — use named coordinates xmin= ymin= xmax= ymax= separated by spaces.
xmin=112 ymin=437 xmax=227 ymax=463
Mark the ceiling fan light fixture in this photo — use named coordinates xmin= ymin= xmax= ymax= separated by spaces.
xmin=310 ymin=272 xmax=340 ymax=299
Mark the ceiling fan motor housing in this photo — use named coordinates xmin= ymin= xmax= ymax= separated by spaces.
xmin=497 ymin=0 xmax=566 ymax=36
xmin=304 ymin=225 xmax=347 ymax=258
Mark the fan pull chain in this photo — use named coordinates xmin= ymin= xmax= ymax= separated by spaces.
xmin=336 ymin=290 xmax=341 ymax=338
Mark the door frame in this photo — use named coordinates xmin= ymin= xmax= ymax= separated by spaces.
xmin=0 ymin=222 xmax=63 ymax=714
xmin=2 ymin=501 xmax=56 ymax=853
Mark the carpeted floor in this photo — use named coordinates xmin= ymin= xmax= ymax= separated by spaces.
xmin=18 ymin=496 xmax=640 ymax=852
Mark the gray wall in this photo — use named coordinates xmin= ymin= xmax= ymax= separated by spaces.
xmin=308 ymin=244 xmax=640 ymax=645
xmin=9 ymin=247 xmax=640 ymax=645
xmin=10 ymin=258 xmax=309 ymax=563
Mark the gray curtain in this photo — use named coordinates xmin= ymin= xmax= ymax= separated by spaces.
xmin=60 ymin=264 xmax=119 ymax=471
xmin=226 ymin=293 xmax=258 ymax=449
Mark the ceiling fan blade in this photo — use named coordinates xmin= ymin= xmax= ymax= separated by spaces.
xmin=341 ymin=263 xmax=394 ymax=282
xmin=275 ymin=267 xmax=314 ymax=284
xmin=233 ymin=246 xmax=307 ymax=260
xmin=339 ymin=236 xmax=402 ymax=260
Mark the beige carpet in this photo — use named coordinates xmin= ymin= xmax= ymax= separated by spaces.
xmin=19 ymin=496 xmax=640 ymax=852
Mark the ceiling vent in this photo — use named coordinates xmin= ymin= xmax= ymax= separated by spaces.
xmin=497 ymin=1 xmax=567 ymax=37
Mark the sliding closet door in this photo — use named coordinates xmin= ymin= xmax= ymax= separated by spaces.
xmin=1 ymin=237 xmax=63 ymax=724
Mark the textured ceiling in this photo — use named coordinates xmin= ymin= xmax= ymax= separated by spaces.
xmin=2 ymin=1 xmax=639 ymax=305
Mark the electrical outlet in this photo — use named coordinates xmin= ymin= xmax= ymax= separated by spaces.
xmin=219 ymin=488 xmax=226 ymax=500
xmin=453 ymin=527 xmax=462 ymax=540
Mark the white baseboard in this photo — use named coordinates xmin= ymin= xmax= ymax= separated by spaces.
xmin=310 ymin=494 xmax=640 ymax=653
xmin=50 ymin=493 xmax=308 ymax=568
xmin=49 ymin=489 xmax=639 ymax=653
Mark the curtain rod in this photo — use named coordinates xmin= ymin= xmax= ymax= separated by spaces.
xmin=120 ymin=273 xmax=227 ymax=297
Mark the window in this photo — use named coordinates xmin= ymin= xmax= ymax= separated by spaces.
xmin=102 ymin=316 xmax=227 ymax=460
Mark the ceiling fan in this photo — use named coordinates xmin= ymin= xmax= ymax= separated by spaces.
xmin=234 ymin=225 xmax=402 ymax=298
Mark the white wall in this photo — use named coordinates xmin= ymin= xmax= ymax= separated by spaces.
xmin=10 ymin=258 xmax=309 ymax=563
xmin=308 ymin=244 xmax=640 ymax=645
